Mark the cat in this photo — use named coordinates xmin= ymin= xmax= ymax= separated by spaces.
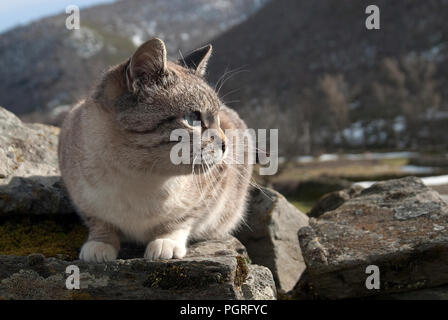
xmin=58 ymin=38 xmax=254 ymax=262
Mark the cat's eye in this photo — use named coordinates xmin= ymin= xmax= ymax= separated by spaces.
xmin=184 ymin=111 xmax=202 ymax=127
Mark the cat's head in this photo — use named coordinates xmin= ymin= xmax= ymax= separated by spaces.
xmin=96 ymin=38 xmax=227 ymax=176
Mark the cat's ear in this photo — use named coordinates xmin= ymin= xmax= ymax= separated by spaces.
xmin=126 ymin=38 xmax=167 ymax=91
xmin=179 ymin=44 xmax=212 ymax=76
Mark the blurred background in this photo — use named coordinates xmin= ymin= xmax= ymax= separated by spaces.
xmin=1 ymin=0 xmax=448 ymax=211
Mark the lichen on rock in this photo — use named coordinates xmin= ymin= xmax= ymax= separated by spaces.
xmin=294 ymin=177 xmax=448 ymax=299
xmin=0 ymin=216 xmax=87 ymax=260
xmin=0 ymin=237 xmax=276 ymax=300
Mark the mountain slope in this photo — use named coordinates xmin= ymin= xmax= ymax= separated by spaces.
xmin=0 ymin=0 xmax=267 ymax=115
xmin=209 ymin=0 xmax=448 ymax=103
xmin=208 ymin=0 xmax=448 ymax=152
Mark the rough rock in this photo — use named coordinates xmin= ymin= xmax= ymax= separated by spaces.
xmin=0 ymin=107 xmax=75 ymax=216
xmin=235 ymin=187 xmax=309 ymax=292
xmin=0 ymin=237 xmax=276 ymax=300
xmin=308 ymin=184 xmax=363 ymax=218
xmin=441 ymin=194 xmax=448 ymax=204
xmin=372 ymin=285 xmax=448 ymax=300
xmin=294 ymin=177 xmax=448 ymax=299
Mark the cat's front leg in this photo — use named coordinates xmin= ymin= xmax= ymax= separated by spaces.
xmin=145 ymin=228 xmax=190 ymax=260
xmin=79 ymin=217 xmax=120 ymax=263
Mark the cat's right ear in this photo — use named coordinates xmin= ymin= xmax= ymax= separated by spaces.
xmin=126 ymin=38 xmax=167 ymax=92
xmin=179 ymin=44 xmax=212 ymax=76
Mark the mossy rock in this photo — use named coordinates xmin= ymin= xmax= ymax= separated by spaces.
xmin=0 ymin=216 xmax=87 ymax=260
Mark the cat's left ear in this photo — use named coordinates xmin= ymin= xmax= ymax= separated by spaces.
xmin=179 ymin=44 xmax=212 ymax=76
xmin=126 ymin=38 xmax=167 ymax=92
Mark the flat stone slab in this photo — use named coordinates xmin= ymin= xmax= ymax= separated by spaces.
xmin=295 ymin=177 xmax=448 ymax=299
xmin=0 ymin=237 xmax=276 ymax=300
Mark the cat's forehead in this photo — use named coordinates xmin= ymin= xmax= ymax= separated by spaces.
xmin=147 ymin=62 xmax=221 ymax=113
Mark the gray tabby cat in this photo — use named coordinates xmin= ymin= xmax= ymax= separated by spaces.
xmin=58 ymin=38 xmax=253 ymax=262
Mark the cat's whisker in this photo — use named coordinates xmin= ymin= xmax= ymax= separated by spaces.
xmin=222 ymin=159 xmax=273 ymax=201
xmin=192 ymin=154 xmax=206 ymax=202
xmin=215 ymin=66 xmax=244 ymax=93
xmin=219 ymin=88 xmax=241 ymax=101
xmin=222 ymin=100 xmax=241 ymax=106
xmin=239 ymin=215 xmax=254 ymax=233
xmin=202 ymin=166 xmax=219 ymax=205
xmin=197 ymin=161 xmax=206 ymax=195
xmin=216 ymin=67 xmax=248 ymax=97
xmin=200 ymin=161 xmax=218 ymax=213
xmin=227 ymin=143 xmax=274 ymax=155
xmin=147 ymin=159 xmax=159 ymax=176
xmin=214 ymin=66 xmax=230 ymax=91
xmin=203 ymin=159 xmax=222 ymax=204
xmin=178 ymin=49 xmax=187 ymax=68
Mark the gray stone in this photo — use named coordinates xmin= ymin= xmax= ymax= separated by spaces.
xmin=0 ymin=107 xmax=75 ymax=217
xmin=294 ymin=177 xmax=448 ymax=299
xmin=308 ymin=184 xmax=363 ymax=218
xmin=0 ymin=237 xmax=276 ymax=300
xmin=235 ymin=187 xmax=309 ymax=292
xmin=373 ymin=285 xmax=448 ymax=300
xmin=0 ymin=107 xmax=59 ymax=180
xmin=241 ymin=265 xmax=277 ymax=300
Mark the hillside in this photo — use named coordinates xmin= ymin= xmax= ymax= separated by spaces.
xmin=0 ymin=0 xmax=267 ymax=116
xmin=208 ymin=0 xmax=448 ymax=153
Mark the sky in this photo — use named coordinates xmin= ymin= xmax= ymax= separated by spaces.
xmin=0 ymin=0 xmax=116 ymax=33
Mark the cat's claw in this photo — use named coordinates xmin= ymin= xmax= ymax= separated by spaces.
xmin=145 ymin=238 xmax=187 ymax=260
xmin=79 ymin=240 xmax=118 ymax=263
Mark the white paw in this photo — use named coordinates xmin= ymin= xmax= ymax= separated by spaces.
xmin=79 ymin=240 xmax=118 ymax=263
xmin=144 ymin=238 xmax=187 ymax=261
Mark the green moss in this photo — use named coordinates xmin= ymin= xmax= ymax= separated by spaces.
xmin=69 ymin=291 xmax=94 ymax=300
xmin=234 ymin=255 xmax=249 ymax=287
xmin=0 ymin=217 xmax=87 ymax=260
xmin=290 ymin=200 xmax=315 ymax=214
xmin=143 ymin=263 xmax=229 ymax=290
xmin=143 ymin=265 xmax=189 ymax=289
xmin=380 ymin=157 xmax=408 ymax=166
xmin=277 ymin=291 xmax=293 ymax=300
xmin=215 ymin=273 xmax=225 ymax=284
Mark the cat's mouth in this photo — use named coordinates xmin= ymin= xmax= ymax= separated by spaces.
xmin=192 ymin=143 xmax=227 ymax=165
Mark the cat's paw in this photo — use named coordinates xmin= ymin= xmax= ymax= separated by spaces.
xmin=79 ymin=240 xmax=118 ymax=263
xmin=144 ymin=238 xmax=187 ymax=261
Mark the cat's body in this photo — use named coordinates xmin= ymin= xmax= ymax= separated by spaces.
xmin=58 ymin=38 xmax=253 ymax=262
